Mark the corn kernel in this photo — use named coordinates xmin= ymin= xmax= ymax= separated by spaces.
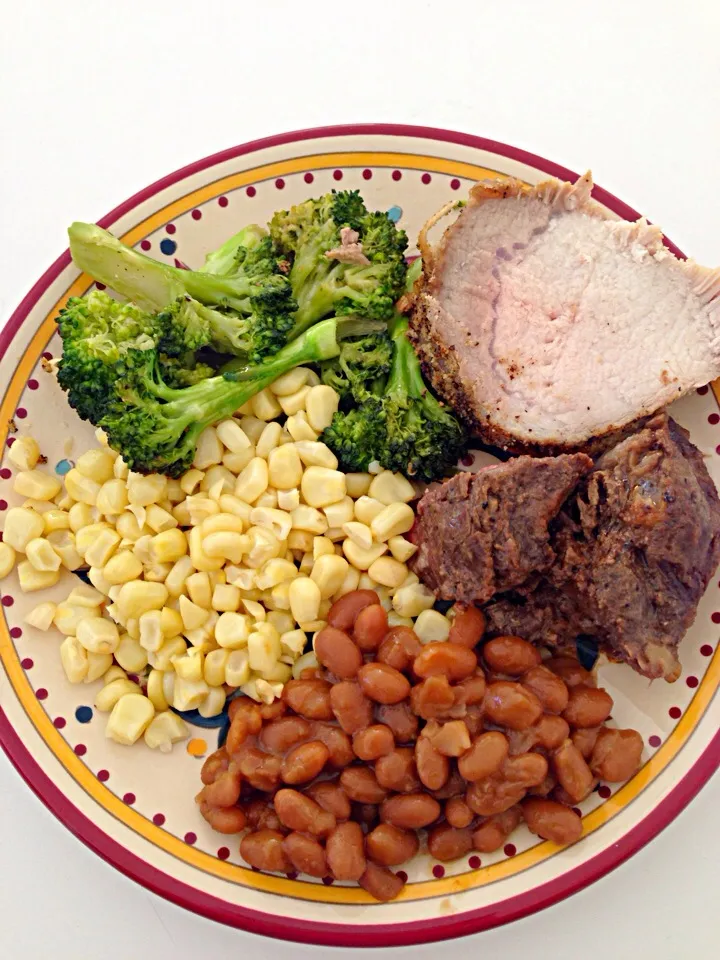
xmin=299 ymin=552 xmax=314 ymax=575
xmin=201 ymin=465 xmax=236 ymax=498
xmin=371 ymin=502 xmax=415 ymax=543
xmin=14 ymin=469 xmax=62 ymax=501
xmin=216 ymin=495 xmax=252 ymax=524
xmin=392 ymin=582 xmax=436 ymax=618
xmin=117 ymin=580 xmax=168 ymax=619
xmin=46 ymin=530 xmax=82 ymax=570
xmin=342 ymin=539 xmax=387 ymax=571
xmin=17 ymin=560 xmax=60 ymax=592
xmin=114 ymin=511 xmax=143 ymax=542
xmin=115 ymin=634 xmax=149 ymax=673
xmin=73 ymin=522 xmax=112 ymax=558
xmin=8 ymin=435 xmax=40 ymax=471
xmin=275 ymin=487 xmax=299 ymax=512
xmin=215 ymin=611 xmax=250 ymax=649
xmin=369 ymin=470 xmax=415 ymax=505
xmin=179 ymin=594 xmax=210 ymax=631
xmin=242 ymin=598 xmax=266 ymax=620
xmin=290 ymin=505 xmax=328 ymax=535
xmin=59 ymin=635 xmax=89 ymax=683
xmin=344 ymin=472 xmax=372 ymax=499
xmin=180 ymin=469 xmax=205 ymax=495
xmin=165 ymin=555 xmax=195 ymax=598
xmin=95 ymin=478 xmax=126 ymax=516
xmin=285 ymin=413 xmax=318 ymax=442
xmin=388 ymin=536 xmax=418 ymax=563
xmin=76 ymin=448 xmax=115 ymax=484
xmin=292 ymin=650 xmax=319 ymax=679
xmin=53 ymin=601 xmax=98 ymax=636
xmin=160 ymin=606 xmax=183 ymax=638
xmin=312 ymin=536 xmax=335 ymax=561
xmin=414 ymin=609 xmax=451 ymax=644
xmin=244 ymin=526 xmax=281 ymax=568
xmin=188 ymin=526 xmax=224 ymax=573
xmin=270 ymin=367 xmax=309 ymax=396
xmin=42 ymin=509 xmax=70 ymax=534
xmin=234 ymin=457 xmax=269 ymax=504
xmin=22 ymin=497 xmax=55 ymax=514
xmin=333 ymin=565 xmax=361 ymax=599
xmin=145 ymin=503 xmax=177 ymax=533
xmin=306 ymin=385 xmax=339 ymax=433
xmin=387 ymin=612 xmax=414 ymax=628
xmin=250 ymin=506 xmax=292 ymax=542
xmin=270 ymin=580 xmax=291 ymax=611
xmin=139 ymin=609 xmax=164 ymax=652
xmin=340 ymin=521 xmax=370 ymax=551
xmin=193 ymin=426 xmax=223 ymax=469
xmin=103 ymin=664 xmax=128 ymax=685
xmin=293 ymin=441 xmax=338 ymax=470
xmin=173 ymin=647 xmax=204 ymax=681
xmin=267 ymin=444 xmax=303 ymax=491
xmin=216 ymin=418 xmax=253 ymax=453
xmin=248 ymin=628 xmax=281 ymax=674
xmin=311 ymin=553 xmax=349 ymax=599
xmin=114 ymin=456 xmax=129 ymax=480
xmin=84 ymin=528 xmax=121 ymax=569
xmin=203 ymin=648 xmax=229 ymax=687
xmin=106 ymin=694 xmax=155 ymax=745
xmin=300 ymin=619 xmax=327 ymax=634
xmin=149 ymin=635 xmax=188 ymax=671
xmin=24 ymin=537 xmax=61 ymax=573
xmin=128 ymin=472 xmax=167 ymax=507
xmin=198 ymin=686 xmax=226 ymax=718
xmin=222 ymin=447 xmax=255 ymax=475
xmin=24 ymin=600 xmax=56 ymax=630
xmin=253 ymin=421 xmax=281 ymax=459
xmin=225 ymin=648 xmax=251 ymax=686
xmin=301 ymin=466 xmax=346 ymax=508
xmin=76 ymin=616 xmax=120 ymax=655
xmin=277 ymin=384 xmax=311 ymax=417
xmin=95 ymin=677 xmax=141 ymax=711
xmin=183 ymin=571 xmax=210 ymax=609
xmin=146 ymin=669 xmax=169 ymax=711
xmin=3 ymin=506 xmax=45 ymax=551
xmin=251 ymin=387 xmax=282 ymax=421
xmin=352 ymin=497 xmax=384 ymax=526
xmin=144 ymin=711 xmax=189 ymax=752
xmin=54 ymin=492 xmax=74 ymax=511
xmin=255 ymin=558 xmax=297 ymax=591
xmin=268 ymin=610 xmax=294 ymax=636
xmin=208 ymin=584 xmax=238 ymax=613
xmin=253 ymin=489 xmax=278 ymax=509
xmin=289 ymin=576 xmax=321 ymax=624
xmin=279 ymin=628 xmax=306 ymax=658
xmin=235 ymin=416 xmax=264 ymax=445
xmin=201 ymin=530 xmax=248 ymax=564
xmin=368 ymin=556 xmax=408 ymax=589
xmin=324 ymin=496 xmax=354 ymax=528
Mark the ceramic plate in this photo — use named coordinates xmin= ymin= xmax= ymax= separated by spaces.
xmin=1 ymin=125 xmax=718 ymax=946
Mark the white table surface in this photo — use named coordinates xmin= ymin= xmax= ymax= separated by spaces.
xmin=1 ymin=2 xmax=719 ymax=957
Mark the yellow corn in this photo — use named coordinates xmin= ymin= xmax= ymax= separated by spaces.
xmin=285 ymin=413 xmax=318 ymax=442
xmin=67 ymin=502 xmax=96 ymax=533
xmin=3 ymin=506 xmax=45 ymax=551
xmin=46 ymin=530 xmax=83 ymax=570
xmin=24 ymin=600 xmax=56 ymax=630
xmin=277 ymin=487 xmax=300 ymax=512
xmin=368 ymin=470 xmax=415 ymax=505
xmin=238 ymin=416 xmax=266 ymax=445
xmin=95 ymin=478 xmax=128 ymax=516
xmin=173 ymin=647 xmax=204 ymax=681
xmin=201 ymin=530 xmax=248 ymax=563
xmin=146 ymin=669 xmax=169 ymax=711
xmin=116 ymin=580 xmax=168 ymax=619
xmin=324 ymin=496 xmax=354 ymax=528
xmin=188 ymin=526 xmax=224 ymax=572
xmin=82 ymin=651 xmax=113 ymax=683
xmin=367 ymin=556 xmax=408 ymax=589
xmin=270 ymin=367 xmax=309 ymax=396
xmin=278 ymin=385 xmax=311 ymax=417
xmin=212 ymin=583 xmax=241 ymax=612
xmin=312 ymin=536 xmax=335 ymax=561
xmin=76 ymin=448 xmax=115 ymax=484
xmin=292 ymin=650 xmax=319 ymax=680
xmin=251 ymin=387 xmax=282 ymax=421
xmin=75 ymin=522 xmax=113 ymax=557
xmin=8 ymin=435 xmax=40 ymax=471
xmin=254 ymin=421 xmax=281 ymax=458
xmin=95 ymin=677 xmax=141 ymax=711
xmin=150 ymin=528 xmax=187 ymax=564
xmin=179 ymin=594 xmax=210 ymax=631
xmin=203 ymin=647 xmax=229 ymax=687
xmin=234 ymin=457 xmax=269 ymax=504
xmin=215 ymin=611 xmax=250 ymax=649
xmin=127 ymin=473 xmax=167 ymax=507
xmin=341 ymin=521 xmax=372 ymax=550
xmin=345 ymin=473 xmax=372 ymax=498
xmin=222 ymin=447 xmax=256 ymax=474
xmin=115 ymin=511 xmax=145 ymax=542
xmin=53 ymin=602 xmax=98 ymax=636
xmin=244 ymin=526 xmax=281 ymax=568
xmin=254 ymin=488 xmax=279 ymax=509
xmin=149 ymin=635 xmax=188 ymax=671
xmin=17 ymin=560 xmax=61 ymax=592
xmin=225 ymin=648 xmax=251 ymax=686
xmin=306 ymin=385 xmax=339 ymax=432
xmin=185 ymin=571 xmax=211 ymax=609
xmin=270 ymin=580 xmax=291 ymax=611
xmin=114 ymin=456 xmax=129 ymax=480
xmin=250 ymin=506 xmax=292 ymax=541
xmin=291 ymin=505 xmax=329 ymax=535
xmin=165 ymin=555 xmax=196 ymax=598
xmin=173 ymin=675 xmax=210 ymax=711
xmin=14 ymin=469 xmax=62 ymax=501
xmin=299 ymin=552 xmax=314 ymax=575
xmin=180 ymin=468 xmax=205 ymax=495
xmin=371 ymin=503 xmax=415 ymax=542
xmin=64 ymin=468 xmax=101 ymax=506
xmin=289 ymin=576 xmax=321 ymax=624
xmin=76 ymin=617 xmax=120 ymax=654
xmin=84 ymin=528 xmax=121 ymax=568
xmin=42 ymin=508 xmax=70 ymax=534
xmin=392 ymin=582 xmax=436 ymax=619
xmin=216 ymin=418 xmax=253 ymax=453
xmin=160 ymin=606 xmax=184 ymax=638
xmin=301 ymin=466 xmax=346 ymax=508
xmin=198 ymin=686 xmax=227 ymax=718
xmin=311 ymin=554 xmax=349 ymax=599
xmin=248 ymin=627 xmax=281 ymax=674
xmin=106 ymin=694 xmax=155 ymax=745
xmin=267 ymin=443 xmax=303 ymax=490
xmin=388 ymin=536 xmax=418 ymax=562
xmin=24 ymin=537 xmax=61 ymax=573
xmin=353 ymin=496 xmax=386 ymax=525
xmin=193 ymin=426 xmax=223 ymax=469
xmin=144 ymin=711 xmax=189 ymax=752
xmin=114 ymin=634 xmax=149 ymax=673
xmin=145 ymin=503 xmax=178 ymax=533
xmin=342 ymin=538 xmax=388 ymax=571
xmin=414 ymin=609 xmax=452 ymax=644
xmin=138 ymin=609 xmax=164 ymax=652
xmin=103 ymin=665 xmax=128 ymax=685
xmin=59 ymin=636 xmax=89 ymax=683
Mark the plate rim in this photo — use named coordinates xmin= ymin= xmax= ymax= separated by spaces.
xmin=0 ymin=122 xmax=718 ymax=946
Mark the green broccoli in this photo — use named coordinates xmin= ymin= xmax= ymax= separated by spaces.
xmin=56 ymin=290 xmax=344 ymax=477
xmin=68 ymin=222 xmax=296 ymax=362
xmin=319 ymin=329 xmax=393 ymax=402
xmin=322 ymin=314 xmax=467 ymax=482
xmin=269 ymin=190 xmax=408 ymax=336
xmin=200 ymin=224 xmax=268 ymax=276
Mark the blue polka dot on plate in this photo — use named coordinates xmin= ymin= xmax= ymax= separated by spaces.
xmin=160 ymin=238 xmax=177 ymax=256
xmin=75 ymin=706 xmax=93 ymax=723
xmin=55 ymin=459 xmax=74 ymax=476
xmin=386 ymin=205 xmax=402 ymax=223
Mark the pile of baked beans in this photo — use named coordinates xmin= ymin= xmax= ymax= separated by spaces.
xmin=196 ymin=589 xmax=644 ymax=901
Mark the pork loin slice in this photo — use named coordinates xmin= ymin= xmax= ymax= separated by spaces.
xmin=485 ymin=414 xmax=720 ymax=681
xmin=410 ymin=453 xmax=592 ymax=603
xmin=411 ymin=173 xmax=720 ymax=451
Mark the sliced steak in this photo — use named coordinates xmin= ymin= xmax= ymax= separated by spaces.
xmin=485 ymin=414 xmax=720 ymax=681
xmin=410 ymin=453 xmax=592 ymax=603
xmin=411 ymin=173 xmax=720 ymax=452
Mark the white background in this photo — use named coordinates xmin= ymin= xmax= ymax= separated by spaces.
xmin=1 ymin=2 xmax=719 ymax=957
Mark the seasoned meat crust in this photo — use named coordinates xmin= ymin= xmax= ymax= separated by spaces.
xmin=410 ymin=173 xmax=720 ymax=453
xmin=485 ymin=414 xmax=720 ymax=681
xmin=410 ymin=453 xmax=592 ymax=604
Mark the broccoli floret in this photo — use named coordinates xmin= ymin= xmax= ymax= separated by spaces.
xmin=319 ymin=330 xmax=392 ymax=401
xmin=200 ymin=224 xmax=268 ymax=276
xmin=322 ymin=314 xmax=467 ymax=482
xmin=269 ymin=191 xmax=408 ymax=336
xmin=68 ymin=222 xmax=296 ymax=362
xmin=57 ymin=294 xmax=343 ymax=477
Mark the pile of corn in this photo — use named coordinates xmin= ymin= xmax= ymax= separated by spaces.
xmin=0 ymin=368 xmax=454 ymax=752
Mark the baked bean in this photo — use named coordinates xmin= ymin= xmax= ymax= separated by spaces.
xmin=315 ymin=626 xmax=363 ymax=680
xmin=330 ymin=681 xmax=373 ymax=733
xmin=226 ymin=703 xmax=263 ymax=754
xmin=353 ymin=724 xmax=395 ymax=760
xmin=428 ymin=720 xmax=472 ymax=757
xmin=377 ymin=626 xmax=423 ymax=672
xmin=359 ymin=861 xmax=406 ymax=901
xmin=448 ymin=604 xmax=486 ymax=648
xmin=521 ymin=664 xmax=570 ymax=714
xmin=563 ymin=685 xmax=613 ymax=728
xmin=445 ymin=796 xmax=474 ymax=828
xmin=466 ymin=778 xmax=525 ymax=817
xmin=245 ymin=799 xmax=283 ymax=831
xmin=340 ymin=766 xmax=389 ymax=803
xmin=464 ymin=704 xmax=485 ymax=737
xmin=533 ymin=714 xmax=571 ymax=750
xmin=283 ymin=832 xmax=328 ymax=877
xmin=358 ymin=662 xmax=410 ymax=704
xmin=458 ymin=731 xmax=509 ymax=782
xmin=282 ymin=679 xmax=334 ymax=720
xmin=326 ymin=821 xmax=366 ymax=881
xmin=571 ymin=726 xmax=601 ymax=759
xmin=453 ymin=671 xmax=487 ymax=708
xmin=413 ymin=642 xmax=478 ymax=682
xmin=590 ymin=728 xmax=643 ymax=782
xmin=375 ymin=747 xmax=421 ymax=793
xmin=237 ymin=748 xmax=282 ymax=792
xmin=430 ymin=767 xmax=467 ymax=800
xmin=227 ymin=697 xmax=250 ymax=722
xmin=353 ymin=604 xmax=388 ymax=652
xmin=201 ymin=748 xmax=229 ymax=785
xmin=274 ymin=789 xmax=337 ymax=837
xmin=311 ymin=723 xmax=354 ymax=767
xmin=353 ymin=803 xmax=380 ymax=830
xmin=427 ymin=823 xmax=473 ymax=861
xmin=376 ymin=701 xmax=418 ymax=742
xmin=259 ymin=716 xmax=312 ymax=753
xmin=528 ymin=773 xmax=557 ymax=798
xmin=482 ymin=636 xmax=541 ymax=675
xmin=305 ymin=780 xmax=351 ymax=820
xmin=522 ymin=797 xmax=583 ymax=844
xmin=259 ymin=700 xmax=287 ymax=721
xmin=505 ymin=727 xmax=538 ymax=756
xmin=503 ymin=752 xmax=549 ymax=788
xmin=328 ymin=589 xmax=380 ymax=632
xmin=410 ymin=676 xmax=455 ymax=719
xmin=281 ymin=740 xmax=330 ymax=784
xmin=241 ymin=829 xmax=292 ymax=872
xmin=415 ymin=735 xmax=450 ymax=790
xmin=200 ymin=766 xmax=241 ymax=807
xmin=471 ymin=805 xmax=522 ymax=852
xmin=484 ymin=681 xmax=543 ymax=730
xmin=197 ymin=800 xmax=247 ymax=834
xmin=545 ymin=656 xmax=594 ymax=688
xmin=380 ymin=793 xmax=441 ymax=829
xmin=552 ymin=739 xmax=595 ymax=802
xmin=366 ymin=823 xmax=419 ymax=865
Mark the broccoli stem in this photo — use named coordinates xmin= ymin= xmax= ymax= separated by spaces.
xmin=69 ymin=222 xmax=259 ymax=313
xmin=387 ymin=314 xmax=425 ymax=399
xmin=200 ymin=225 xmax=267 ymax=276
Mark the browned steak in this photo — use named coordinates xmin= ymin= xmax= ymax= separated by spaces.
xmin=410 ymin=453 xmax=592 ymax=603
xmin=485 ymin=414 xmax=720 ymax=681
